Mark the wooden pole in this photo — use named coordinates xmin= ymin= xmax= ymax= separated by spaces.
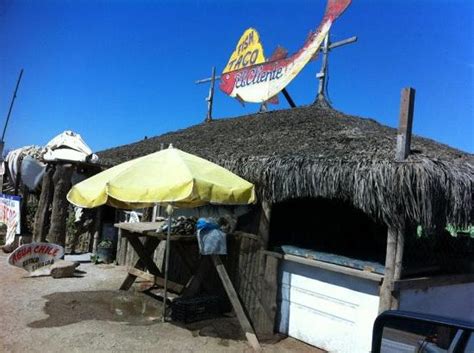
xmin=205 ymin=66 xmax=216 ymax=122
xmin=317 ymin=33 xmax=330 ymax=99
xmin=314 ymin=34 xmax=357 ymax=105
xmin=395 ymin=87 xmax=416 ymax=161
xmin=47 ymin=164 xmax=73 ymax=247
xmin=380 ymin=88 xmax=415 ymax=311
xmin=1 ymin=69 xmax=24 ymax=141
xmin=33 ymin=165 xmax=55 ymax=242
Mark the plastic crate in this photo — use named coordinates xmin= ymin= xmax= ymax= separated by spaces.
xmin=171 ymin=295 xmax=222 ymax=323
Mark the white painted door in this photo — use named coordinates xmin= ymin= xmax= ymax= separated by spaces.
xmin=277 ymin=260 xmax=380 ymax=353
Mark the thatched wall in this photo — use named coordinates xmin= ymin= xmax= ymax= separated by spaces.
xmin=98 ymin=105 xmax=473 ymax=230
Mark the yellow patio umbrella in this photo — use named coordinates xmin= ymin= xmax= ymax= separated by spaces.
xmin=67 ymin=145 xmax=256 ymax=321
xmin=67 ymin=145 xmax=256 ymax=209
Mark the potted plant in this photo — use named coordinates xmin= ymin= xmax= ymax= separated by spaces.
xmin=96 ymin=239 xmax=115 ymax=264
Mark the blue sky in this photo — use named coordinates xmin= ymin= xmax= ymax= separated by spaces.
xmin=1 ymin=0 xmax=473 ymax=153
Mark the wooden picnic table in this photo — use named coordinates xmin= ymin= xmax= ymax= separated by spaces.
xmin=114 ymin=222 xmax=261 ymax=351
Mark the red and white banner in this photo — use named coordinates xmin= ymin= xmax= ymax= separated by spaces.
xmin=220 ymin=0 xmax=351 ymax=103
xmin=0 ymin=193 xmax=21 ymax=246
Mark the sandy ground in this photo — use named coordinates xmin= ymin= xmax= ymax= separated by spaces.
xmin=0 ymin=252 xmax=323 ymax=353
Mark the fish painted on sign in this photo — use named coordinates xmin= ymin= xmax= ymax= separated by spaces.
xmin=219 ymin=0 xmax=352 ymax=104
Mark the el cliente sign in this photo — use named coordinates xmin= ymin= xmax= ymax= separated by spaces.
xmin=8 ymin=243 xmax=64 ymax=273
xmin=219 ymin=0 xmax=351 ymax=103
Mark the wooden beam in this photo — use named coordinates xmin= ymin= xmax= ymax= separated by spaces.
xmin=395 ymin=87 xmax=416 ymax=161
xmin=393 ymin=274 xmax=474 ymax=291
xmin=263 ymin=250 xmax=384 ymax=282
xmin=211 ymin=255 xmax=261 ymax=351
xmin=181 ymin=256 xmax=212 ymax=297
xmin=284 ymin=253 xmax=384 ymax=282
xmin=119 ymin=235 xmax=161 ymax=290
xmin=127 ymin=267 xmax=184 ymax=293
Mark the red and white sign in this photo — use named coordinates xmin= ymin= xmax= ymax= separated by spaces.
xmin=8 ymin=243 xmax=64 ymax=273
xmin=220 ymin=0 xmax=351 ymax=103
xmin=0 ymin=193 xmax=21 ymax=246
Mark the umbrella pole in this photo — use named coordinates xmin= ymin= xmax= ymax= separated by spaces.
xmin=162 ymin=205 xmax=172 ymax=322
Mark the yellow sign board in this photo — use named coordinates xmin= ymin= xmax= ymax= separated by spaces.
xmin=223 ymin=28 xmax=265 ymax=73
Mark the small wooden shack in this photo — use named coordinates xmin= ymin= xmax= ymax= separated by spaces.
xmin=98 ymin=103 xmax=473 ymax=352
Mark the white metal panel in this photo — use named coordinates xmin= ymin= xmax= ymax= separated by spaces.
xmin=399 ymin=282 xmax=474 ymax=322
xmin=278 ymin=260 xmax=380 ymax=353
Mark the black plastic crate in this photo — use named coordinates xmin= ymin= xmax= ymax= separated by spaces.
xmin=171 ymin=295 xmax=222 ymax=323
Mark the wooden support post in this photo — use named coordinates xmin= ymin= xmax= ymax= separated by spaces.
xmin=391 ymin=225 xmax=405 ymax=309
xmin=379 ymin=227 xmax=397 ymax=313
xmin=92 ymin=207 xmax=103 ymax=255
xmin=317 ymin=33 xmax=330 ymax=99
xmin=47 ymin=164 xmax=73 ymax=247
xmin=255 ymin=200 xmax=275 ymax=336
xmin=257 ymin=200 xmax=272 ymax=249
xmin=379 ymin=226 xmax=405 ymax=312
xmin=260 ymin=254 xmax=279 ymax=335
xmin=20 ymin=185 xmax=29 ymax=234
xmin=395 ymin=87 xmax=416 ymax=161
xmin=211 ymin=255 xmax=261 ymax=351
xmin=33 ymin=165 xmax=55 ymax=242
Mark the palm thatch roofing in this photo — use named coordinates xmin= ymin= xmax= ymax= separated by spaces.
xmin=98 ymin=105 xmax=473 ymax=230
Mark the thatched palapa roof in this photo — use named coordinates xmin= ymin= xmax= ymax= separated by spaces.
xmin=98 ymin=105 xmax=473 ymax=229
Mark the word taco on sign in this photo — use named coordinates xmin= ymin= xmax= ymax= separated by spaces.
xmin=223 ymin=27 xmax=265 ymax=74
xmin=8 ymin=243 xmax=64 ymax=273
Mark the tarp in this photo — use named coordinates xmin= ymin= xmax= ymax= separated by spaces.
xmin=20 ymin=156 xmax=46 ymax=191
xmin=43 ymin=130 xmax=98 ymax=162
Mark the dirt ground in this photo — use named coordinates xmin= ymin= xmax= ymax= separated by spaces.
xmin=0 ymin=252 xmax=323 ymax=353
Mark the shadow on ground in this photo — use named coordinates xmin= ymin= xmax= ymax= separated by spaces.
xmin=28 ymin=290 xmax=163 ymax=328
xmin=29 ymin=289 xmax=244 ymax=343
xmin=174 ymin=316 xmax=245 ymax=342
